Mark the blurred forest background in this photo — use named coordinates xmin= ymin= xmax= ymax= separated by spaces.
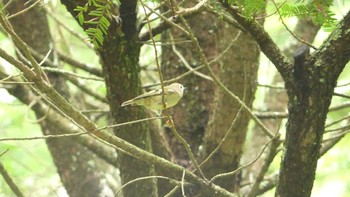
xmin=0 ymin=0 xmax=350 ymax=197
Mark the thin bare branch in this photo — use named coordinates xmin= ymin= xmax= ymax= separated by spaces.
xmin=0 ymin=132 xmax=89 ymax=142
xmin=220 ymin=2 xmax=293 ymax=80
xmin=176 ymin=0 xmax=209 ymax=15
xmin=170 ymin=33 xmax=212 ymax=81
xmin=7 ymin=0 xmax=41 ymax=19
xmin=246 ymin=136 xmax=281 ymax=197
xmin=56 ymin=51 xmax=102 ymax=77
xmin=0 ymin=13 xmax=46 ymax=80
xmin=210 ymin=134 xmax=280 ymax=184
xmin=141 ymin=0 xmax=207 ymax=181
xmin=0 ymin=162 xmax=24 ymax=197
xmin=175 ymin=8 xmax=275 ymax=139
xmin=270 ymin=0 xmax=317 ymax=50
xmin=114 ymin=176 xmax=186 ymax=197
xmin=41 ymin=66 xmax=104 ymax=81
xmin=45 ymin=7 xmax=93 ymax=49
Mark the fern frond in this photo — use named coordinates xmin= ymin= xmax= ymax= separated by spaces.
xmin=74 ymin=0 xmax=118 ymax=48
xmin=278 ymin=1 xmax=337 ymax=31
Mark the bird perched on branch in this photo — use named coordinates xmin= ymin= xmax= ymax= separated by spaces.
xmin=121 ymin=83 xmax=185 ymax=110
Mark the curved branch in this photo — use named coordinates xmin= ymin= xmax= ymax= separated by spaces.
xmin=221 ymin=3 xmax=293 ymax=80
xmin=312 ymin=11 xmax=350 ymax=78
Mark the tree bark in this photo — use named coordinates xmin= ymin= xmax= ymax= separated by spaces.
xmin=243 ymin=18 xmax=320 ymax=184
xmin=61 ymin=0 xmax=162 ymax=196
xmin=162 ymin=4 xmax=260 ymax=193
xmin=201 ymin=26 xmax=259 ymax=192
xmin=224 ymin=4 xmax=350 ymax=197
xmin=6 ymin=1 xmax=111 ymax=196
xmin=161 ymin=6 xmax=216 ymax=167
xmin=277 ymin=13 xmax=350 ymax=195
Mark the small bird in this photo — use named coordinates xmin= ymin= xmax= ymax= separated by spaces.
xmin=121 ymin=83 xmax=185 ymax=110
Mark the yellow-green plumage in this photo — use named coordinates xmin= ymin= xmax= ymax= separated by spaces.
xmin=121 ymin=83 xmax=185 ymax=110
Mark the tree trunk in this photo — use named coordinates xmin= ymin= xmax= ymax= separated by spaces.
xmin=276 ymin=13 xmax=350 ymax=197
xmin=6 ymin=1 xmax=111 ymax=196
xmin=162 ymin=5 xmax=260 ymax=193
xmin=161 ymin=6 xmax=216 ymax=167
xmin=243 ymin=18 xmax=320 ymax=184
xmin=98 ymin=1 xmax=158 ymax=196
xmin=201 ymin=26 xmax=259 ymax=192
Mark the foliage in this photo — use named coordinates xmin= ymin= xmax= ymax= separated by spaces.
xmin=0 ymin=0 xmax=350 ymax=196
xmin=278 ymin=1 xmax=337 ymax=31
xmin=223 ymin=0 xmax=337 ymax=30
xmin=74 ymin=0 xmax=119 ymax=48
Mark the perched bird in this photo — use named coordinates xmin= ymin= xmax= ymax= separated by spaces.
xmin=121 ymin=83 xmax=185 ymax=110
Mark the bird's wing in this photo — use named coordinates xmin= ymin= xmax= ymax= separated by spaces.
xmin=133 ymin=88 xmax=174 ymax=100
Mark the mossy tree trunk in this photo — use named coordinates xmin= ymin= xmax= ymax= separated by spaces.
xmin=243 ymin=18 xmax=320 ymax=182
xmin=5 ymin=1 xmax=111 ymax=196
xmin=225 ymin=5 xmax=350 ymax=196
xmin=60 ymin=0 xmax=158 ymax=196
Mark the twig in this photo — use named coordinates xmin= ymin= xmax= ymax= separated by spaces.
xmin=0 ymin=13 xmax=46 ymax=81
xmin=0 ymin=149 xmax=9 ymax=158
xmin=170 ymin=33 xmax=212 ymax=81
xmin=143 ymin=30 xmax=241 ymax=88
xmin=139 ymin=2 xmax=197 ymax=41
xmin=138 ymin=1 xmax=169 ymax=30
xmin=176 ymin=0 xmax=209 ymax=15
xmin=176 ymin=7 xmax=275 ymax=139
xmin=324 ymin=124 xmax=350 ymax=133
xmin=102 ymin=116 xmax=166 ymax=130
xmin=2 ymin=0 xmax=15 ymax=10
xmin=140 ymin=2 xmax=190 ymax=38
xmin=270 ymin=0 xmax=317 ymax=50
xmin=45 ymin=7 xmax=93 ymax=49
xmin=210 ymin=133 xmax=280 ymax=184
xmin=28 ymin=47 xmax=102 ymax=77
xmin=163 ymin=186 xmax=180 ymax=197
xmin=255 ymin=173 xmax=279 ymax=195
xmin=258 ymin=83 xmax=285 ymax=89
xmin=7 ymin=0 xmax=41 ymax=19
xmin=254 ymin=101 xmax=350 ymax=120
xmin=0 ymin=162 xmax=24 ymax=197
xmin=0 ymin=81 xmax=33 ymax=84
xmin=38 ymin=49 xmax=52 ymax=66
xmin=0 ymin=132 xmax=89 ymax=142
xmin=25 ymin=49 xmax=106 ymax=102
xmin=139 ymin=5 xmax=167 ymax=192
xmin=141 ymin=0 xmax=207 ymax=181
xmin=41 ymin=66 xmax=104 ymax=81
xmin=0 ymin=116 xmax=165 ymax=142
xmin=181 ymin=170 xmax=187 ymax=197
xmin=114 ymin=175 xmax=187 ymax=197
xmin=0 ymin=15 xmax=234 ymax=197
xmin=204 ymin=4 xmax=245 ymax=32
xmin=220 ymin=3 xmax=293 ymax=80
xmin=333 ymin=92 xmax=350 ymax=99
xmin=246 ymin=136 xmax=281 ymax=197
xmin=200 ymin=101 xmax=244 ymax=167
xmin=140 ymin=0 xmax=166 ymax=108
xmin=325 ymin=113 xmax=350 ymax=128
xmin=56 ymin=51 xmax=102 ymax=77
xmin=320 ymin=134 xmax=344 ymax=157
xmin=254 ymin=111 xmax=288 ymax=119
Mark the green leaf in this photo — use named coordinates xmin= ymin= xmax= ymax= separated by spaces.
xmin=77 ymin=13 xmax=85 ymax=25
xmin=84 ymin=21 xmax=99 ymax=25
xmin=73 ymin=0 xmax=113 ymax=48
